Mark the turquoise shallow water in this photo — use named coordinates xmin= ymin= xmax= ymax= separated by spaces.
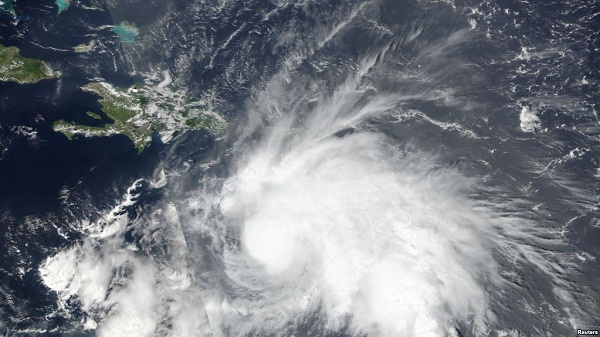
xmin=0 ymin=0 xmax=599 ymax=336
xmin=112 ymin=21 xmax=139 ymax=43
xmin=1 ymin=0 xmax=16 ymax=17
xmin=55 ymin=0 xmax=71 ymax=14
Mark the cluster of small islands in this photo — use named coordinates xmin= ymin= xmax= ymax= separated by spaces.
xmin=2 ymin=0 xmax=72 ymax=17
xmin=0 ymin=2 xmax=226 ymax=152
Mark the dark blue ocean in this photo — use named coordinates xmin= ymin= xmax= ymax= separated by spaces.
xmin=0 ymin=2 xmax=163 ymax=334
xmin=0 ymin=0 xmax=599 ymax=336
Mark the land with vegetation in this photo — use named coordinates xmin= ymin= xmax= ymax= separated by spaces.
xmin=52 ymin=81 xmax=227 ymax=152
xmin=0 ymin=44 xmax=60 ymax=84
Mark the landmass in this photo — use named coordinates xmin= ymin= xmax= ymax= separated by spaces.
xmin=0 ymin=44 xmax=61 ymax=84
xmin=55 ymin=0 xmax=71 ymax=14
xmin=86 ymin=111 xmax=101 ymax=120
xmin=52 ymin=78 xmax=227 ymax=152
xmin=112 ymin=21 xmax=139 ymax=43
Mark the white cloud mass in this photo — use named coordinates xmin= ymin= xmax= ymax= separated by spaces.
xmin=38 ymin=4 xmax=594 ymax=337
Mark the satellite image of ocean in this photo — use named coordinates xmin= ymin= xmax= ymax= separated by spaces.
xmin=0 ymin=0 xmax=599 ymax=336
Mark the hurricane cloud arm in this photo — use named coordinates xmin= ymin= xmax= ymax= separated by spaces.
xmin=190 ymin=29 xmax=592 ymax=336
xmin=27 ymin=1 xmax=599 ymax=336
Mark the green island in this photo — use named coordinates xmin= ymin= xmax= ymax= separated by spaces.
xmin=0 ymin=44 xmax=61 ymax=84
xmin=52 ymin=80 xmax=227 ymax=152
xmin=86 ymin=111 xmax=102 ymax=120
